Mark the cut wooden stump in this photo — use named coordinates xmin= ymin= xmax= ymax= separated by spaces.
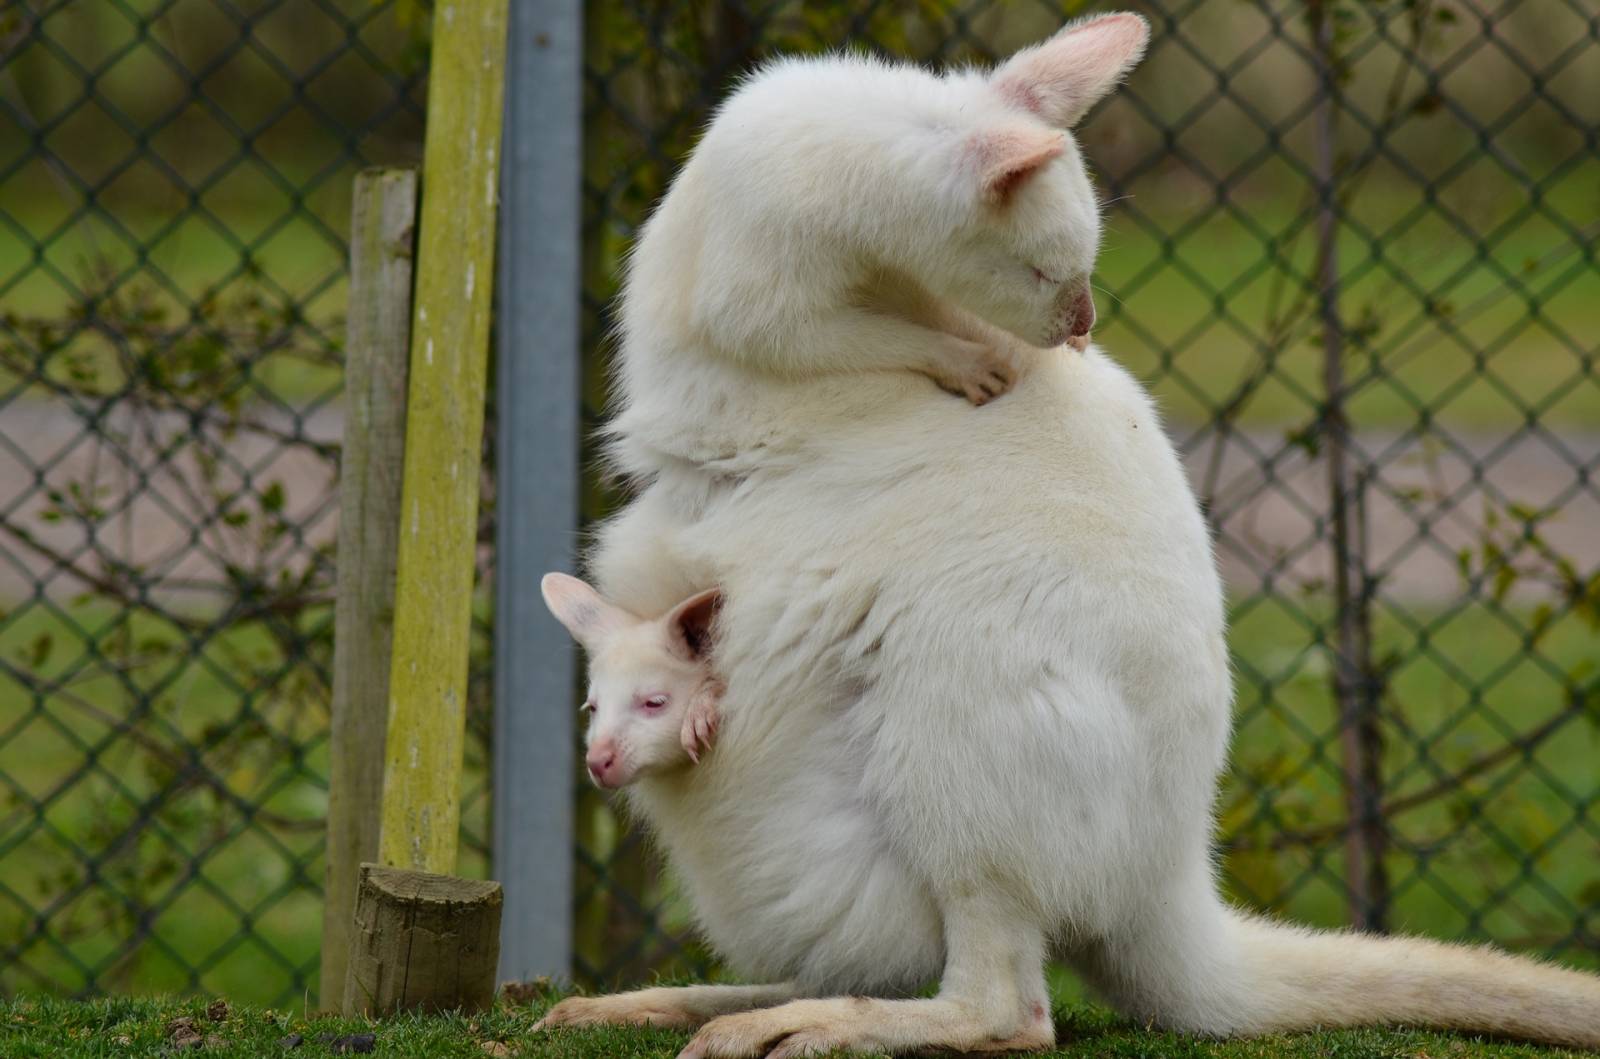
xmin=343 ymin=863 xmax=503 ymax=1016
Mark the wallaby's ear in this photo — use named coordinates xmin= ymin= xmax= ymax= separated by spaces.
xmin=540 ymin=572 xmax=630 ymax=649
xmin=663 ymin=587 xmax=722 ymax=662
xmin=970 ymin=126 xmax=1066 ymax=206
xmin=992 ymin=12 xmax=1150 ymax=128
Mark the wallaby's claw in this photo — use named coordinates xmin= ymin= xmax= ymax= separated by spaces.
xmin=681 ymin=680 xmax=723 ymax=763
xmin=934 ymin=338 xmax=1020 ymax=406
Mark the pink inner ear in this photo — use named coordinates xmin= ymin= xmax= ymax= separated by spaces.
xmin=994 ymin=13 xmax=1150 ymax=127
xmin=666 ymin=588 xmax=722 ymax=661
xmin=975 ymin=128 xmax=1065 ymax=205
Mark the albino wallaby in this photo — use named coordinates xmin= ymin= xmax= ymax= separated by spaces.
xmin=535 ymin=12 xmax=1600 ymax=1058
xmin=540 ymin=572 xmax=723 ymax=786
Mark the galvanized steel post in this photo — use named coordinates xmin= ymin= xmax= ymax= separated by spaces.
xmin=493 ymin=0 xmax=583 ymax=983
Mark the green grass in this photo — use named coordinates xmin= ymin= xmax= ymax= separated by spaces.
xmin=1094 ymin=164 xmax=1600 ymax=431
xmin=0 ymin=191 xmax=350 ymax=405
xmin=0 ymin=596 xmax=493 ymax=1002
xmin=1219 ymin=593 xmax=1600 ymax=959
xmin=2 ymin=990 xmax=1594 ymax=1059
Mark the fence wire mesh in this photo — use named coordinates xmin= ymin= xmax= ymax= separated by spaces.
xmin=1 ymin=0 xmax=1597 ymax=1003
xmin=0 ymin=0 xmax=496 ymax=1004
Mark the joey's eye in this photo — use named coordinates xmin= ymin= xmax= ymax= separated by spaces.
xmin=641 ymin=695 xmax=669 ymax=712
xmin=580 ymin=699 xmax=596 ymax=714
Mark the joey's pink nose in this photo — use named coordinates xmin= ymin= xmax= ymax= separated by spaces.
xmin=586 ymin=743 xmax=620 ymax=787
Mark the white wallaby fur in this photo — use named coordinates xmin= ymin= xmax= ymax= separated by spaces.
xmin=537 ymin=12 xmax=1600 ymax=1057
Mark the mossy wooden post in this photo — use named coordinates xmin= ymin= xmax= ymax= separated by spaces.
xmin=342 ymin=0 xmax=509 ymax=1017
xmin=377 ymin=0 xmax=507 ymax=880
xmin=321 ymin=167 xmax=418 ymax=1013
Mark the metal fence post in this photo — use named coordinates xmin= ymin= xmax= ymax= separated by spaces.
xmin=1309 ymin=0 xmax=1386 ymax=934
xmin=493 ymin=0 xmax=583 ymax=982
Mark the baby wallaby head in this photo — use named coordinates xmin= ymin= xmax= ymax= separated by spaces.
xmin=541 ymin=573 xmax=721 ymax=790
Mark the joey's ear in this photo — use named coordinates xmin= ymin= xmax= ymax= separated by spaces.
xmin=663 ymin=587 xmax=722 ymax=662
xmin=992 ymin=12 xmax=1150 ymax=128
xmin=969 ymin=126 xmax=1065 ymax=206
xmin=540 ymin=572 xmax=630 ymax=649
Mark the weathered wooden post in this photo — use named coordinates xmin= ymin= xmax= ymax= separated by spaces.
xmin=320 ymin=166 xmax=418 ymax=1013
xmin=336 ymin=0 xmax=511 ymax=1016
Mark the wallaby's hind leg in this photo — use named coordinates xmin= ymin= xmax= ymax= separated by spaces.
xmin=679 ymin=890 xmax=1052 ymax=1058
xmin=1067 ymin=858 xmax=1248 ymax=1037
xmin=534 ymin=983 xmax=798 ymax=1032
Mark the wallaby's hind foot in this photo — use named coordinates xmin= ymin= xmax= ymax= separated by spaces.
xmin=534 ymin=983 xmax=797 ymax=1034
xmin=678 ymin=995 xmax=1054 ymax=1059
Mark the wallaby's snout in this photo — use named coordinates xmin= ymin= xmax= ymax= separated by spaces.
xmin=587 ymin=739 xmax=623 ymax=788
xmin=1053 ymin=275 xmax=1095 ymax=346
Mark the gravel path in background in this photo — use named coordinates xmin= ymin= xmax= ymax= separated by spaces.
xmin=0 ymin=400 xmax=1594 ymax=605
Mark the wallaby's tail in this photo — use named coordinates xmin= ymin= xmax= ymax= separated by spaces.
xmin=1219 ymin=908 xmax=1600 ymax=1048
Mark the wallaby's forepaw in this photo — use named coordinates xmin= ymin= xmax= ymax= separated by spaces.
xmin=929 ymin=337 xmax=1020 ymax=406
xmin=1065 ymin=332 xmax=1090 ymax=352
xmin=681 ymin=679 xmax=723 ymax=763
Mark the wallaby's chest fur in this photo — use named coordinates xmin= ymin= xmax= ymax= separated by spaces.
xmin=607 ymin=351 xmax=1231 ymax=991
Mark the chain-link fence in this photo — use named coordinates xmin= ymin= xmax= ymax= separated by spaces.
xmin=3 ymin=0 xmax=1597 ymax=1005
xmin=0 ymin=0 xmax=498 ymax=1003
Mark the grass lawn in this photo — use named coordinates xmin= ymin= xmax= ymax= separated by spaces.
xmin=3 ymin=990 xmax=1596 ymax=1059
xmin=0 ymin=594 xmax=494 ymax=1003
xmin=1093 ymin=163 xmax=1600 ymax=432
